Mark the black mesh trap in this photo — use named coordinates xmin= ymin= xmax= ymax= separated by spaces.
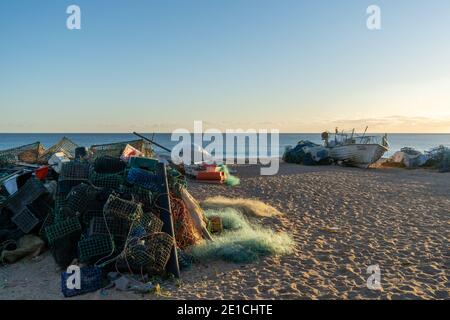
xmin=11 ymin=207 xmax=39 ymax=233
xmin=103 ymin=194 xmax=143 ymax=222
xmin=78 ymin=235 xmax=114 ymax=263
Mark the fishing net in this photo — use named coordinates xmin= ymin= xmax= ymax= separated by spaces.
xmin=126 ymin=168 xmax=160 ymax=191
xmin=190 ymin=208 xmax=294 ymax=263
xmin=103 ymin=194 xmax=143 ymax=222
xmin=217 ymin=164 xmax=240 ymax=186
xmin=94 ymin=156 xmax=126 ymax=174
xmin=38 ymin=137 xmax=79 ymax=164
xmin=61 ymin=266 xmax=103 ymax=298
xmin=78 ymin=235 xmax=115 ymax=263
xmin=170 ymin=194 xmax=203 ymax=249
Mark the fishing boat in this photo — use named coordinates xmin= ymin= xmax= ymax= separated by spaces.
xmin=322 ymin=128 xmax=389 ymax=168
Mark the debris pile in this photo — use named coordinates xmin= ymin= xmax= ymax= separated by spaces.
xmin=385 ymin=145 xmax=450 ymax=172
xmin=283 ymin=140 xmax=330 ymax=165
xmin=1 ymin=137 xmax=291 ymax=298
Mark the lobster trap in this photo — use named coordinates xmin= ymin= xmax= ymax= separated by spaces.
xmin=56 ymin=179 xmax=85 ymax=194
xmin=11 ymin=206 xmax=40 ymax=233
xmin=89 ymin=216 xmax=130 ymax=240
xmin=6 ymin=177 xmax=47 ymax=214
xmin=82 ymin=210 xmax=104 ymax=227
xmin=138 ymin=212 xmax=163 ymax=235
xmin=128 ymin=157 xmax=158 ymax=171
xmin=122 ymin=232 xmax=174 ymax=273
xmin=89 ymin=170 xmax=124 ymax=189
xmin=94 ymin=156 xmax=126 ymax=174
xmin=63 ymin=183 xmax=98 ymax=215
xmin=38 ymin=137 xmax=79 ymax=164
xmin=126 ymin=167 xmax=161 ymax=191
xmin=78 ymin=235 xmax=115 ymax=263
xmin=120 ymin=184 xmax=153 ymax=212
xmin=45 ymin=217 xmax=82 ymax=245
xmin=61 ymin=266 xmax=103 ymax=298
xmin=39 ymin=209 xmax=55 ymax=243
xmin=103 ymin=194 xmax=143 ymax=222
xmin=90 ymin=139 xmax=154 ymax=159
xmin=59 ymin=161 xmax=91 ymax=180
xmin=0 ymin=142 xmax=44 ymax=164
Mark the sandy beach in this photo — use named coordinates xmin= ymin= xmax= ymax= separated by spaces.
xmin=0 ymin=163 xmax=448 ymax=300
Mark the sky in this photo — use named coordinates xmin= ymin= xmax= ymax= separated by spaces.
xmin=1 ymin=0 xmax=450 ymax=133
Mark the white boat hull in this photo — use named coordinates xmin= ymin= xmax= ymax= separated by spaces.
xmin=328 ymin=144 xmax=388 ymax=168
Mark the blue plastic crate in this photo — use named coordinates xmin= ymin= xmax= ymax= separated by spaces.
xmin=61 ymin=266 xmax=103 ymax=298
xmin=126 ymin=168 xmax=161 ymax=191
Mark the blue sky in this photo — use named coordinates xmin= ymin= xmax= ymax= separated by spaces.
xmin=1 ymin=0 xmax=450 ymax=132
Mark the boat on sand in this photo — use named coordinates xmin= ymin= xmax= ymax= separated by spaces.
xmin=322 ymin=128 xmax=389 ymax=168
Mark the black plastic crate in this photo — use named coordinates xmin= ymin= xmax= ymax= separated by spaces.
xmin=11 ymin=207 xmax=39 ymax=233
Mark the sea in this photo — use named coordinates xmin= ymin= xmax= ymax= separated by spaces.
xmin=1 ymin=133 xmax=449 ymax=159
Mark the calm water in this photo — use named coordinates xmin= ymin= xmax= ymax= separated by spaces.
xmin=1 ymin=133 xmax=449 ymax=158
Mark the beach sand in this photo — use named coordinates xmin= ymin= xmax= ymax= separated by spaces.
xmin=0 ymin=163 xmax=448 ymax=300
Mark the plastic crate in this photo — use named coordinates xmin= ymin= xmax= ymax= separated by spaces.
xmin=128 ymin=157 xmax=158 ymax=171
xmin=78 ymin=235 xmax=114 ymax=263
xmin=61 ymin=266 xmax=103 ymax=298
xmin=11 ymin=207 xmax=39 ymax=233
xmin=89 ymin=216 xmax=130 ymax=240
xmin=126 ymin=168 xmax=161 ymax=191
xmin=45 ymin=217 xmax=82 ymax=245
xmin=6 ymin=178 xmax=47 ymax=214
xmin=59 ymin=161 xmax=91 ymax=180
xmin=103 ymin=194 xmax=143 ymax=222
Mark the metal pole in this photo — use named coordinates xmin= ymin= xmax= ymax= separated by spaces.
xmin=156 ymin=162 xmax=180 ymax=278
xmin=133 ymin=132 xmax=172 ymax=153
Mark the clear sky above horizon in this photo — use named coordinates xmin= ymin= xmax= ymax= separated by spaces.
xmin=1 ymin=0 xmax=450 ymax=133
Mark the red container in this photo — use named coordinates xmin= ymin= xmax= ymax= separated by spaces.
xmin=35 ymin=166 xmax=49 ymax=181
xmin=196 ymin=171 xmax=224 ymax=181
